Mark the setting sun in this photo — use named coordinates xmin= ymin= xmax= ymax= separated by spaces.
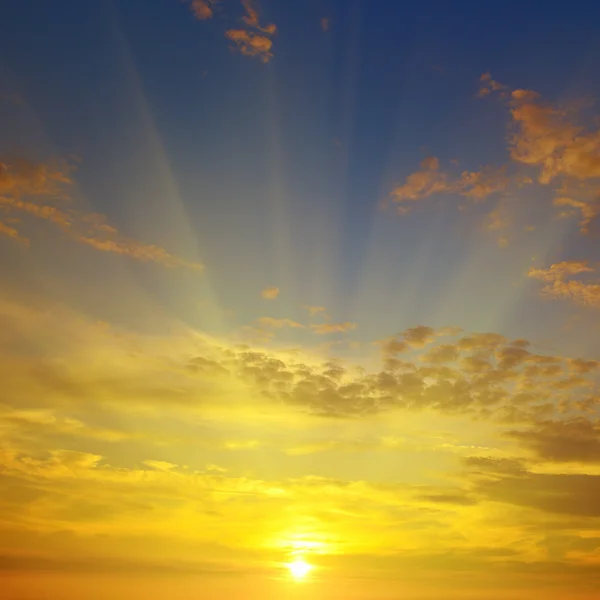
xmin=287 ymin=559 xmax=313 ymax=580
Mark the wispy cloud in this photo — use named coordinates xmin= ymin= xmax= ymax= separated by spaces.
xmin=310 ymin=321 xmax=357 ymax=335
xmin=261 ymin=286 xmax=279 ymax=299
xmin=0 ymin=157 xmax=203 ymax=270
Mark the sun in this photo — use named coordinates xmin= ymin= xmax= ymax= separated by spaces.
xmin=287 ymin=558 xmax=313 ymax=580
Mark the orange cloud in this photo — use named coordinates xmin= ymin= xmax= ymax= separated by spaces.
xmin=391 ymin=157 xmax=513 ymax=213
xmin=0 ymin=157 xmax=203 ymax=270
xmin=528 ymin=261 xmax=595 ymax=282
xmin=529 ymin=261 xmax=600 ymax=308
xmin=391 ymin=156 xmax=450 ymax=207
xmin=0 ymin=158 xmax=72 ymax=198
xmin=310 ymin=321 xmax=357 ymax=335
xmin=392 ymin=73 xmax=600 ymax=238
xmin=188 ymin=0 xmax=218 ymax=20
xmin=261 ymin=286 xmax=279 ymax=299
xmin=0 ymin=219 xmax=28 ymax=245
xmin=224 ymin=0 xmax=276 ymax=61
xmin=225 ymin=29 xmax=273 ymax=62
xmin=477 ymin=72 xmax=507 ymax=98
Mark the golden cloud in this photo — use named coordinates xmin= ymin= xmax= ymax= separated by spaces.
xmin=2 ymin=295 xmax=600 ymax=587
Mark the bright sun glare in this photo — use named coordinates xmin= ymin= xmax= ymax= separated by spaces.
xmin=287 ymin=558 xmax=312 ymax=580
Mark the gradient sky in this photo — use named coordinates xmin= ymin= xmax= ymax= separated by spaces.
xmin=2 ymin=1 xmax=600 ymax=599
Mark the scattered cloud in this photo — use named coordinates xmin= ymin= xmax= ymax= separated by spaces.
xmin=225 ymin=0 xmax=277 ymax=62
xmin=529 ymin=261 xmax=600 ymax=308
xmin=0 ymin=158 xmax=203 ymax=270
xmin=1 ymin=295 xmax=600 ymax=585
xmin=477 ymin=72 xmax=507 ymax=98
xmin=391 ymin=73 xmax=600 ymax=237
xmin=261 ymin=286 xmax=279 ymax=299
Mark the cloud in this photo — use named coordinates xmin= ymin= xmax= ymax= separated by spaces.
xmin=391 ymin=73 xmax=600 ymax=237
xmin=225 ymin=0 xmax=277 ymax=62
xmin=303 ymin=305 xmax=328 ymax=318
xmin=507 ymin=89 xmax=600 ymax=183
xmin=554 ymin=195 xmax=600 ymax=234
xmin=256 ymin=317 xmax=305 ymax=329
xmin=320 ymin=17 xmax=330 ymax=32
xmin=477 ymin=72 xmax=507 ymax=98
xmin=261 ymin=286 xmax=279 ymax=299
xmin=0 ymin=157 xmax=203 ymax=270
xmin=310 ymin=321 xmax=357 ymax=335
xmin=464 ymin=456 xmax=600 ymax=518
xmin=390 ymin=156 xmax=450 ymax=207
xmin=528 ymin=261 xmax=600 ymax=309
xmin=2 ymin=296 xmax=600 ymax=587
xmin=225 ymin=29 xmax=273 ymax=62
xmin=506 ymin=419 xmax=600 ymax=463
xmin=188 ymin=0 xmax=219 ymax=20
xmin=390 ymin=156 xmax=514 ymax=213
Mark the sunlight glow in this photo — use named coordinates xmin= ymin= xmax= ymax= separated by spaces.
xmin=287 ymin=558 xmax=313 ymax=580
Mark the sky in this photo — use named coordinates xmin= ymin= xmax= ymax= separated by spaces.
xmin=1 ymin=1 xmax=600 ymax=598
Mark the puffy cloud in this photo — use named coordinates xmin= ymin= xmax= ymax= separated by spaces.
xmin=2 ymin=295 xmax=600 ymax=588
xmin=390 ymin=156 xmax=450 ymax=207
xmin=225 ymin=29 xmax=273 ymax=62
xmin=225 ymin=0 xmax=277 ymax=62
xmin=260 ymin=286 xmax=279 ymax=299
xmin=0 ymin=157 xmax=203 ymax=270
xmin=508 ymin=89 xmax=600 ymax=183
